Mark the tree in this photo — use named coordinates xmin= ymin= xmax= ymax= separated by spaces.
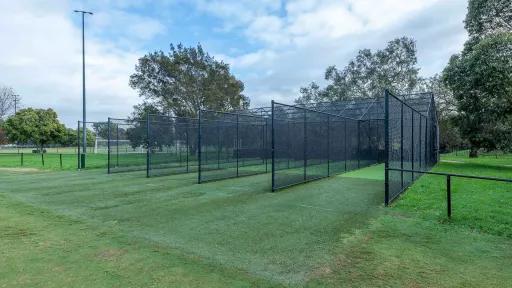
xmin=3 ymin=108 xmax=67 ymax=150
xmin=129 ymin=43 xmax=249 ymax=118
xmin=443 ymin=32 xmax=512 ymax=156
xmin=296 ymin=37 xmax=421 ymax=103
xmin=465 ymin=0 xmax=512 ymax=39
xmin=0 ymin=85 xmax=16 ymax=119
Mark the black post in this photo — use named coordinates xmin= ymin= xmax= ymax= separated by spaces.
xmin=419 ymin=115 xmax=422 ymax=170
xmin=357 ymin=120 xmax=360 ymax=169
xmin=447 ymin=175 xmax=452 ymax=218
xmin=384 ymin=90 xmax=390 ymax=206
xmin=107 ymin=118 xmax=111 ymax=174
xmin=77 ymin=121 xmax=80 ymax=169
xmin=60 ymin=154 xmax=63 ymax=169
xmin=303 ymin=109 xmax=307 ymax=181
xmin=197 ymin=110 xmax=202 ymax=184
xmin=217 ymin=122 xmax=220 ymax=169
xmin=287 ymin=121 xmax=290 ymax=169
xmin=344 ymin=119 xmax=347 ymax=172
xmin=41 ymin=153 xmax=44 ymax=167
xmin=271 ymin=101 xmax=275 ymax=191
xmin=327 ymin=115 xmax=330 ymax=177
xmin=236 ymin=113 xmax=239 ymax=177
xmin=21 ymin=153 xmax=23 ymax=166
xmin=116 ymin=125 xmax=119 ymax=167
xmin=400 ymin=102 xmax=404 ymax=189
xmin=146 ymin=114 xmax=150 ymax=178
xmin=425 ymin=117 xmax=428 ymax=168
xmin=411 ymin=111 xmax=415 ymax=180
xmin=186 ymin=123 xmax=189 ymax=173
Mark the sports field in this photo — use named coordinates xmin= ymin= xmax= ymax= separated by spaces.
xmin=1 ymin=157 xmax=512 ymax=287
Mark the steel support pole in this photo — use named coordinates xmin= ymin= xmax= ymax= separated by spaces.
xmin=271 ymin=101 xmax=275 ymax=191
xmin=198 ymin=110 xmax=202 ymax=183
xmin=146 ymin=114 xmax=150 ymax=178
xmin=236 ymin=113 xmax=239 ymax=177
xmin=327 ymin=115 xmax=330 ymax=177
xmin=303 ymin=109 xmax=307 ymax=181
xmin=411 ymin=112 xmax=415 ymax=180
xmin=447 ymin=175 xmax=452 ymax=218
xmin=400 ymin=102 xmax=404 ymax=189
xmin=384 ymin=90 xmax=390 ymax=206
xmin=107 ymin=118 xmax=111 ymax=174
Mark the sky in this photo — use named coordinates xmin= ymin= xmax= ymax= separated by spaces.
xmin=0 ymin=0 xmax=468 ymax=127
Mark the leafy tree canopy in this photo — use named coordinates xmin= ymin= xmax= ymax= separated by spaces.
xmin=296 ymin=37 xmax=420 ymax=104
xmin=3 ymin=108 xmax=66 ymax=149
xmin=129 ymin=43 xmax=249 ymax=118
xmin=465 ymin=0 xmax=512 ymax=39
xmin=443 ymin=32 xmax=512 ymax=155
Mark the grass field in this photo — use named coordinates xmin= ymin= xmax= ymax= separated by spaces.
xmin=1 ymin=156 xmax=511 ymax=287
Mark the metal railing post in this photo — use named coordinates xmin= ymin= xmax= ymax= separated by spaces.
xmin=198 ymin=110 xmax=202 ymax=184
xmin=447 ymin=175 xmax=452 ymax=218
xmin=146 ymin=114 xmax=150 ymax=178
xmin=303 ymin=109 xmax=307 ymax=181
xmin=236 ymin=113 xmax=239 ymax=177
xmin=271 ymin=101 xmax=275 ymax=191
xmin=400 ymin=102 xmax=404 ymax=189
xmin=384 ymin=90 xmax=390 ymax=206
xmin=327 ymin=115 xmax=330 ymax=177
xmin=107 ymin=117 xmax=111 ymax=174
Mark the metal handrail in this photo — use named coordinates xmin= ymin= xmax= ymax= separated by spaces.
xmin=386 ymin=168 xmax=512 ymax=217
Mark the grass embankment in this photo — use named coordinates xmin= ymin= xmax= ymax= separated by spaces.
xmin=0 ymin=156 xmax=511 ymax=287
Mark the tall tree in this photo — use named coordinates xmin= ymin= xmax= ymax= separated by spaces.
xmin=443 ymin=0 xmax=512 ymax=157
xmin=129 ymin=43 xmax=249 ymax=118
xmin=296 ymin=37 xmax=420 ymax=104
xmin=3 ymin=108 xmax=67 ymax=150
xmin=0 ymin=85 xmax=16 ymax=119
xmin=444 ymin=33 xmax=512 ymax=156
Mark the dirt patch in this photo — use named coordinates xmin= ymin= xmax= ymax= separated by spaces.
xmin=96 ymin=248 xmax=125 ymax=261
xmin=0 ymin=167 xmax=41 ymax=173
xmin=440 ymin=160 xmax=465 ymax=164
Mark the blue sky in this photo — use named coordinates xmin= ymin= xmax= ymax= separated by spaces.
xmin=0 ymin=0 xmax=468 ymax=127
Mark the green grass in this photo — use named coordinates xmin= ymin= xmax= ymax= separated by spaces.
xmin=1 ymin=157 xmax=512 ymax=287
xmin=393 ymin=158 xmax=512 ymax=237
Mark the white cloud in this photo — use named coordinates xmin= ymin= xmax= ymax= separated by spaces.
xmin=197 ymin=0 xmax=467 ymax=107
xmin=0 ymin=0 xmax=468 ymax=126
xmin=0 ymin=0 xmax=152 ymax=127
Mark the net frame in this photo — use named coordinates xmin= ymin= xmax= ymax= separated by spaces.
xmin=107 ymin=117 xmax=148 ymax=174
xmin=271 ymin=101 xmax=379 ymax=191
xmin=146 ymin=114 xmax=199 ymax=177
xmin=77 ymin=120 xmax=109 ymax=170
xmin=197 ymin=109 xmax=270 ymax=183
xmin=384 ymin=90 xmax=439 ymax=204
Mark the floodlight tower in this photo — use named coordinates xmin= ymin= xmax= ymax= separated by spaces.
xmin=74 ymin=9 xmax=93 ymax=168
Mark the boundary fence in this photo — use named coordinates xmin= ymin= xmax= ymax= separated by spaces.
xmin=387 ymin=168 xmax=512 ymax=217
xmin=384 ymin=90 xmax=439 ymax=205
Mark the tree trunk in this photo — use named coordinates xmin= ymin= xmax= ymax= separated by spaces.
xmin=469 ymin=147 xmax=478 ymax=158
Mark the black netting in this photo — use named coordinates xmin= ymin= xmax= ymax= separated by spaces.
xmin=386 ymin=91 xmax=439 ymax=204
xmin=271 ymin=102 xmax=373 ymax=190
xmin=198 ymin=110 xmax=268 ymax=183
xmin=108 ymin=118 xmax=147 ymax=173
xmin=77 ymin=121 xmax=109 ymax=170
xmin=147 ymin=115 xmax=198 ymax=177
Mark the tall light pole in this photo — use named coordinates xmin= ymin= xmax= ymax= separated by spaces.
xmin=74 ymin=10 xmax=93 ymax=169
